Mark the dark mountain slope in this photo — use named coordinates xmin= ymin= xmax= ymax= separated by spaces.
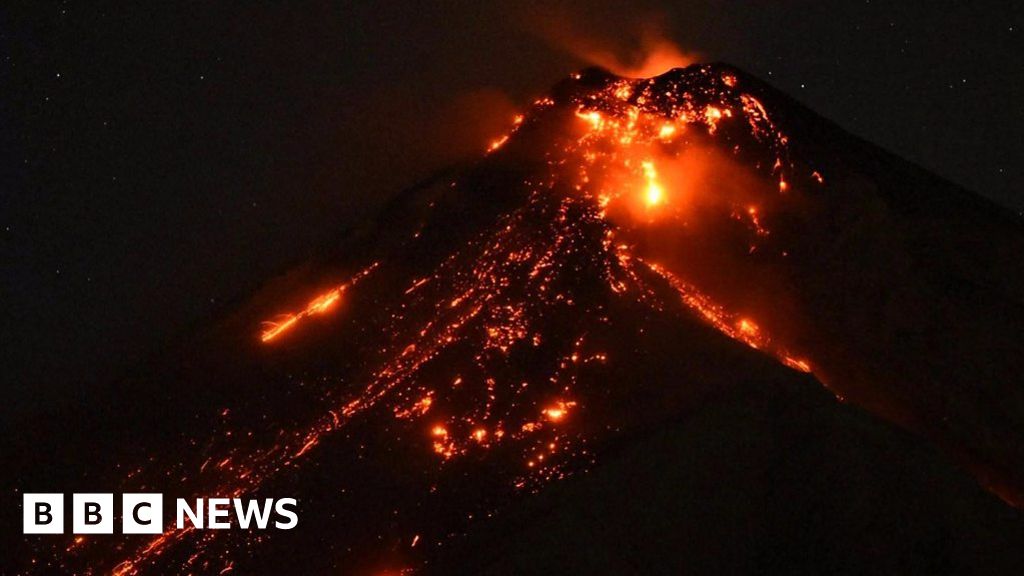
xmin=434 ymin=369 xmax=1024 ymax=575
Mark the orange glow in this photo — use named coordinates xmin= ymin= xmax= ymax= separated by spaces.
xmin=486 ymin=111 xmax=531 ymax=154
xmin=259 ymin=315 xmax=298 ymax=343
xmin=576 ymin=109 xmax=603 ymax=129
xmin=530 ymin=12 xmax=695 ymax=78
xmin=307 ymin=289 xmax=341 ymax=314
xmin=293 ymin=435 xmax=318 ymax=459
xmin=737 ymin=318 xmax=759 ymax=337
xmin=784 ymin=356 xmax=813 ymax=373
xmin=620 ymin=39 xmax=693 ymax=77
xmin=488 ymin=135 xmax=509 ymax=152
xmin=641 ymin=160 xmax=664 ymax=207
xmin=543 ymin=65 xmax=810 ymax=385
xmin=260 ymin=262 xmax=378 ymax=343
xmin=542 ymin=401 xmax=575 ymax=422
xmin=642 ymin=261 xmax=808 ymax=373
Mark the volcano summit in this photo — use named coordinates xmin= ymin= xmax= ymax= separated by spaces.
xmin=10 ymin=64 xmax=1024 ymax=575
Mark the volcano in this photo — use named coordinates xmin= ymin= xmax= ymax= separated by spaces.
xmin=10 ymin=63 xmax=1024 ymax=575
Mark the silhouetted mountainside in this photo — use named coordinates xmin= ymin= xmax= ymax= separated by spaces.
xmin=432 ymin=369 xmax=1024 ymax=575
xmin=7 ymin=63 xmax=1023 ymax=575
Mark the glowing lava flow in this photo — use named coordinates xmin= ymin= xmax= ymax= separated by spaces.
xmin=643 ymin=260 xmax=810 ymax=373
xmin=83 ymin=194 xmax=620 ymax=575
xmin=532 ymin=65 xmax=817 ymax=371
xmin=37 ymin=65 xmax=825 ymax=575
xmin=260 ymin=262 xmax=378 ymax=342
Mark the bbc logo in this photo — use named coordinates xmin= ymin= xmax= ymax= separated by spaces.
xmin=23 ymin=493 xmax=163 ymax=534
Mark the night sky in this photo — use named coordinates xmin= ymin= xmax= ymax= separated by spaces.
xmin=2 ymin=1 xmax=1021 ymax=430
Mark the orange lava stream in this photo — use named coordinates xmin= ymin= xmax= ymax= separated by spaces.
xmin=260 ymin=262 xmax=379 ymax=342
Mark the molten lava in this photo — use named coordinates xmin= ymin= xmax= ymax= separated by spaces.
xmin=260 ymin=262 xmax=378 ymax=342
xmin=35 ymin=60 xmax=1022 ymax=576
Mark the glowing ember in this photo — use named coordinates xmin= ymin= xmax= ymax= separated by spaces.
xmin=542 ymin=401 xmax=575 ymax=422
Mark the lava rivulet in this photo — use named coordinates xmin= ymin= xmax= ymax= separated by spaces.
xmin=260 ymin=262 xmax=378 ymax=343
